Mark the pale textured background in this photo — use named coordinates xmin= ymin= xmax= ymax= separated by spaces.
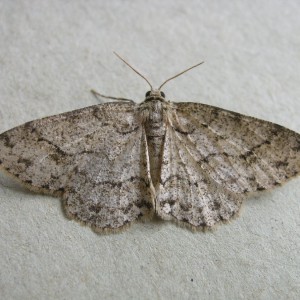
xmin=0 ymin=1 xmax=300 ymax=299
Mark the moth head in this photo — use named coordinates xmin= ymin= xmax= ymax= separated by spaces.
xmin=145 ymin=90 xmax=166 ymax=101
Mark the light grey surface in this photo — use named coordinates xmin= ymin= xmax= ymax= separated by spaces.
xmin=0 ymin=1 xmax=300 ymax=299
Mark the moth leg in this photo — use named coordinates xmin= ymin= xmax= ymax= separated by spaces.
xmin=90 ymin=89 xmax=136 ymax=103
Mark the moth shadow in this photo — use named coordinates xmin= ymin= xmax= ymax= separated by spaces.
xmin=0 ymin=171 xmax=35 ymax=195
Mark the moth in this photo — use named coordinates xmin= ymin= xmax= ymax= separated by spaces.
xmin=0 ymin=53 xmax=299 ymax=232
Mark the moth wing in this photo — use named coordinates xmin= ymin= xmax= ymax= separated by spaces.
xmin=156 ymin=124 xmax=243 ymax=228
xmin=155 ymin=101 xmax=300 ymax=228
xmin=172 ymin=102 xmax=300 ymax=194
xmin=0 ymin=103 xmax=154 ymax=231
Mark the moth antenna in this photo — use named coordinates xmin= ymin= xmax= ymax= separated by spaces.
xmin=114 ymin=52 xmax=153 ymax=91
xmin=158 ymin=61 xmax=204 ymax=90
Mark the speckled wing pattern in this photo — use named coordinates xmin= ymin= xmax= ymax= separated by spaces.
xmin=0 ymin=97 xmax=300 ymax=232
xmin=156 ymin=123 xmax=243 ymax=227
xmin=0 ymin=103 xmax=154 ymax=231
xmin=156 ymin=102 xmax=300 ymax=228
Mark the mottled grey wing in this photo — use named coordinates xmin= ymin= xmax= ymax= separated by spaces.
xmin=156 ymin=125 xmax=244 ymax=228
xmin=0 ymin=103 xmax=153 ymax=232
xmin=156 ymin=102 xmax=300 ymax=229
xmin=173 ymin=102 xmax=300 ymax=194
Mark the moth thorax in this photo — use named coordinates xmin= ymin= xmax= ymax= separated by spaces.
xmin=142 ymin=100 xmax=167 ymax=137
